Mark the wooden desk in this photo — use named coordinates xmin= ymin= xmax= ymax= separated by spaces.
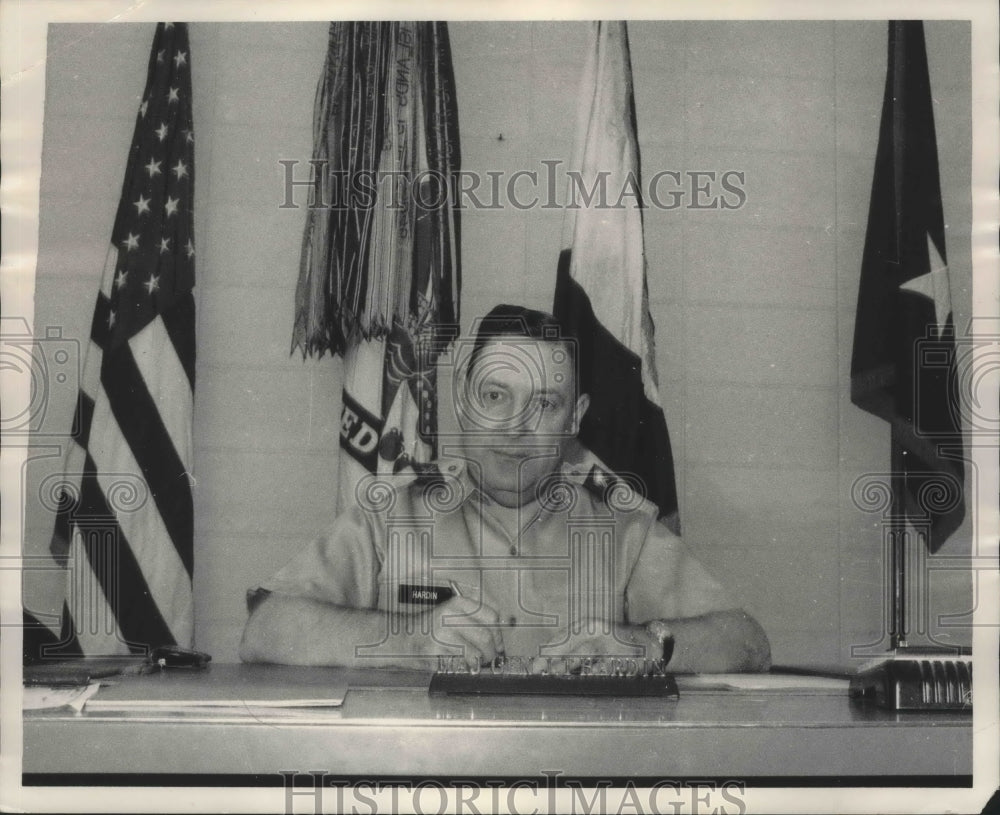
xmin=23 ymin=664 xmax=972 ymax=783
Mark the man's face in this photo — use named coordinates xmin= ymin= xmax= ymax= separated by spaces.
xmin=460 ymin=338 xmax=590 ymax=507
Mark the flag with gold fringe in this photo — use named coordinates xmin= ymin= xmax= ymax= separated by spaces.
xmin=293 ymin=22 xmax=461 ymax=511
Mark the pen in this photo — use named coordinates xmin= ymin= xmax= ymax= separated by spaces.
xmin=447 ymin=580 xmax=506 ymax=666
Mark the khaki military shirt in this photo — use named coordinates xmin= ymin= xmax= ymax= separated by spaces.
xmin=251 ymin=452 xmax=736 ymax=659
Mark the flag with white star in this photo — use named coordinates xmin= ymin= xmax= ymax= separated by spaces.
xmin=49 ymin=22 xmax=196 ymax=655
xmin=850 ymin=21 xmax=965 ymax=553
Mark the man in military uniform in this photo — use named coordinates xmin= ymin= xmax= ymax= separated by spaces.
xmin=240 ymin=306 xmax=771 ymax=673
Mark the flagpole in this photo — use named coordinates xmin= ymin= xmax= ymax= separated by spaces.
xmin=889 ymin=446 xmax=907 ymax=650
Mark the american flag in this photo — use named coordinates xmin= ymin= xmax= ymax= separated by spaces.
xmin=50 ymin=22 xmax=196 ymax=655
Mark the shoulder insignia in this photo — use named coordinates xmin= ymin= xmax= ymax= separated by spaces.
xmin=412 ymin=461 xmax=446 ymax=486
xmin=582 ymin=465 xmax=625 ymax=499
xmin=581 ymin=465 xmax=653 ymax=515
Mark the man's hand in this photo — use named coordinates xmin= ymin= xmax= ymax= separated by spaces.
xmin=665 ymin=609 xmax=771 ymax=673
xmin=420 ymin=596 xmax=505 ymax=671
xmin=525 ymin=611 xmax=773 ymax=675
xmin=529 ymin=621 xmax=663 ymax=675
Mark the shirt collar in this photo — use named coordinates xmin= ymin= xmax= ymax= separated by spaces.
xmin=434 ymin=443 xmax=593 ymax=514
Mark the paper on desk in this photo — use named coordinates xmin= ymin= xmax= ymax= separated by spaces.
xmin=678 ymin=674 xmax=850 ymax=692
xmin=24 ymin=682 xmax=102 ymax=712
xmin=59 ymin=704 xmax=346 ymax=724
xmin=85 ymin=667 xmax=348 ymax=709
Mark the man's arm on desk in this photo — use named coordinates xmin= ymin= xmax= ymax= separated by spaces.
xmin=662 ymin=609 xmax=771 ymax=673
xmin=239 ymin=593 xmax=504 ymax=671
xmin=535 ymin=609 xmax=770 ymax=674
xmin=239 ymin=508 xmax=507 ymax=670
xmin=625 ymin=519 xmax=772 ymax=673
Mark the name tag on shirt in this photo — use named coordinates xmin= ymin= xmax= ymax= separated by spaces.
xmin=397 ymin=583 xmax=456 ymax=605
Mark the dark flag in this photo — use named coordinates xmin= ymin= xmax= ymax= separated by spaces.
xmin=850 ymin=21 xmax=965 ymax=553
xmin=49 ymin=23 xmax=196 ymax=654
xmin=293 ymin=23 xmax=461 ymax=512
xmin=553 ymin=21 xmax=680 ymax=531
